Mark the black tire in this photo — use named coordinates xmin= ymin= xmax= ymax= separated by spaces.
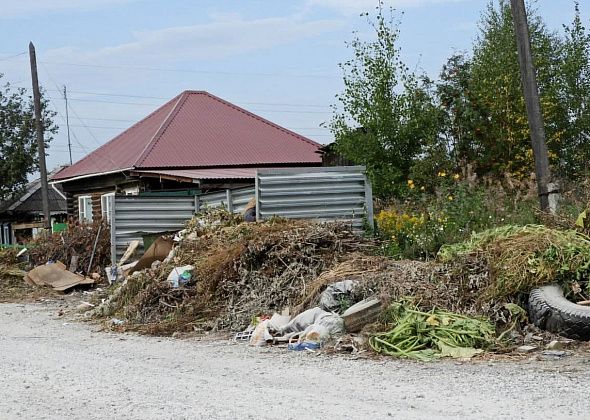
xmin=528 ymin=284 xmax=590 ymax=340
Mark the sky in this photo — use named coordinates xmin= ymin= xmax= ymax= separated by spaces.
xmin=0 ymin=0 xmax=588 ymax=173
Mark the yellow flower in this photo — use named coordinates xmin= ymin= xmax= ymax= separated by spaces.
xmin=447 ymin=195 xmax=454 ymax=201
xmin=453 ymin=174 xmax=460 ymax=180
xmin=438 ymin=171 xmax=447 ymax=177
xmin=407 ymin=179 xmax=415 ymax=189
xmin=420 ymin=186 xmax=425 ymax=191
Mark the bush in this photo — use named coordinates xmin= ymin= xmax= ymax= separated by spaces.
xmin=375 ymin=174 xmax=539 ymax=259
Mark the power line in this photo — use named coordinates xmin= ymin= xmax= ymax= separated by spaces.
xmin=45 ymin=96 xmax=331 ymax=114
xmin=40 ymin=63 xmax=122 ymax=169
xmin=0 ymin=52 xmax=26 ymax=61
xmin=40 ymin=60 xmax=339 ymax=79
xmin=17 ymin=85 xmax=333 ymax=109
xmin=68 ymin=124 xmax=127 ymax=130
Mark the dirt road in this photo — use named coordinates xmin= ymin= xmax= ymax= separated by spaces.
xmin=1 ymin=301 xmax=589 ymax=419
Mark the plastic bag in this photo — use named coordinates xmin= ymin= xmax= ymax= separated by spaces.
xmin=167 ymin=265 xmax=194 ymax=288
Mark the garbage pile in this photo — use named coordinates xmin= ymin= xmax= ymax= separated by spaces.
xmin=88 ymin=214 xmax=590 ymax=359
xmin=28 ymin=222 xmax=111 ymax=276
xmin=96 ymin=211 xmax=375 ymax=335
xmin=369 ymin=301 xmax=497 ymax=361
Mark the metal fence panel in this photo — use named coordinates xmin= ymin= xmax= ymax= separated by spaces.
xmin=196 ymin=187 xmax=255 ymax=213
xmin=112 ymin=196 xmax=195 ymax=261
xmin=110 ymin=168 xmax=373 ymax=265
xmin=111 ymin=188 xmax=255 ymax=263
xmin=256 ymin=166 xmax=373 ymax=228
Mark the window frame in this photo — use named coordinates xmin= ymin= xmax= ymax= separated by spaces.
xmin=78 ymin=195 xmax=93 ymax=222
xmin=101 ymin=193 xmax=115 ymax=223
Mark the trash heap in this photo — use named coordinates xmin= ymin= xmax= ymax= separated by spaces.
xmin=28 ymin=222 xmax=111 ymax=276
xmin=369 ymin=301 xmax=497 ymax=361
xmin=98 ymin=210 xmax=374 ymax=335
xmin=90 ymin=215 xmax=590 ymax=359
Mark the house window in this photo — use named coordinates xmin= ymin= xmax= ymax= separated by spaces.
xmin=2 ymin=224 xmax=10 ymax=245
xmin=101 ymin=193 xmax=115 ymax=223
xmin=78 ymin=196 xmax=93 ymax=222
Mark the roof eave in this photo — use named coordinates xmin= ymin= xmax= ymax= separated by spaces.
xmin=50 ymin=167 xmax=134 ymax=184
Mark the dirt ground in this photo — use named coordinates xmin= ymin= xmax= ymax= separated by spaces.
xmin=1 ymin=298 xmax=590 ymax=419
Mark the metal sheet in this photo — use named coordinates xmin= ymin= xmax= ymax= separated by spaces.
xmin=256 ymin=166 xmax=373 ymax=228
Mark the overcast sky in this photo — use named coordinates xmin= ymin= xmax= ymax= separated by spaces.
xmin=1 ymin=0 xmax=587 ymax=172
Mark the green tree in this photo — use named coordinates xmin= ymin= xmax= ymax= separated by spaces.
xmin=436 ymin=53 xmax=483 ymax=168
xmin=558 ymin=1 xmax=590 ymax=178
xmin=329 ymin=3 xmax=441 ymax=197
xmin=0 ymin=75 xmax=57 ymax=200
xmin=459 ymin=0 xmax=563 ymax=177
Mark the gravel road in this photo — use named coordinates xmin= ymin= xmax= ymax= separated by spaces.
xmin=1 ymin=301 xmax=590 ymax=420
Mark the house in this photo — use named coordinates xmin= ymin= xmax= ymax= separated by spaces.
xmin=52 ymin=90 xmax=323 ymax=222
xmin=0 ymin=168 xmax=67 ymax=245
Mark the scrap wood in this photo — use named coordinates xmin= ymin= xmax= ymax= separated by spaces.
xmin=118 ymin=240 xmax=140 ymax=266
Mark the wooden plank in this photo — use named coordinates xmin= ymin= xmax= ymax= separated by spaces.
xmin=12 ymin=221 xmax=45 ymax=230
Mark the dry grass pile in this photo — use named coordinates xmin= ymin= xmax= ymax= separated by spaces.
xmin=296 ymin=252 xmax=525 ymax=340
xmin=438 ymin=225 xmax=590 ymax=299
xmin=103 ymin=215 xmax=375 ymax=334
xmin=0 ymin=248 xmax=34 ymax=302
xmin=28 ymin=222 xmax=110 ymax=275
xmin=297 ymin=254 xmax=498 ymax=316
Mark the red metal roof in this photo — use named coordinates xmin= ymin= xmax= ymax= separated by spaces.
xmin=54 ymin=91 xmax=322 ymax=181
xmin=131 ymin=168 xmax=257 ymax=181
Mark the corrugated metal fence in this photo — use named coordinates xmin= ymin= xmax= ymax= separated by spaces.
xmin=111 ymin=188 xmax=255 ymax=261
xmin=256 ymin=166 xmax=373 ymax=228
xmin=111 ymin=196 xmax=196 ymax=260
xmin=197 ymin=187 xmax=255 ymax=213
xmin=111 ymin=167 xmax=372 ymax=263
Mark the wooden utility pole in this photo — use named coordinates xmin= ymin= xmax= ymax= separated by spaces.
xmin=510 ymin=0 xmax=553 ymax=211
xmin=28 ymin=42 xmax=51 ymax=229
xmin=63 ymin=86 xmax=73 ymax=165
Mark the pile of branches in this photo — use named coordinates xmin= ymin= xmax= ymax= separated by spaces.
xmin=28 ymin=222 xmax=111 ymax=275
xmin=102 ymin=214 xmax=375 ymax=334
xmin=297 ymin=254 xmax=501 ymax=317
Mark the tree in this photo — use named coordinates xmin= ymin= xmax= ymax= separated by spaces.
xmin=436 ymin=53 xmax=484 ymax=168
xmin=0 ymin=75 xmax=57 ymax=200
xmin=329 ymin=2 xmax=441 ymax=197
xmin=558 ymin=1 xmax=590 ymax=178
xmin=465 ymin=0 xmax=563 ymax=177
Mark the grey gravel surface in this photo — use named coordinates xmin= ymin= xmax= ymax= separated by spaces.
xmin=1 ymin=302 xmax=590 ymax=420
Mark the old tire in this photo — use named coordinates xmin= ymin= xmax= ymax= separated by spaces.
xmin=528 ymin=284 xmax=590 ymax=340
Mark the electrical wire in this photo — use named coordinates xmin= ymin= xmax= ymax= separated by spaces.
xmin=40 ymin=60 xmax=339 ymax=79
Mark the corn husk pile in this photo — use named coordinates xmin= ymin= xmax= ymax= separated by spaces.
xmin=28 ymin=222 xmax=111 ymax=275
xmin=102 ymin=215 xmax=375 ymax=334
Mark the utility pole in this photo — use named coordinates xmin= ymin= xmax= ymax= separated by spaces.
xmin=63 ymin=85 xmax=73 ymax=165
xmin=510 ymin=0 xmax=553 ymax=212
xmin=28 ymin=42 xmax=51 ymax=229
